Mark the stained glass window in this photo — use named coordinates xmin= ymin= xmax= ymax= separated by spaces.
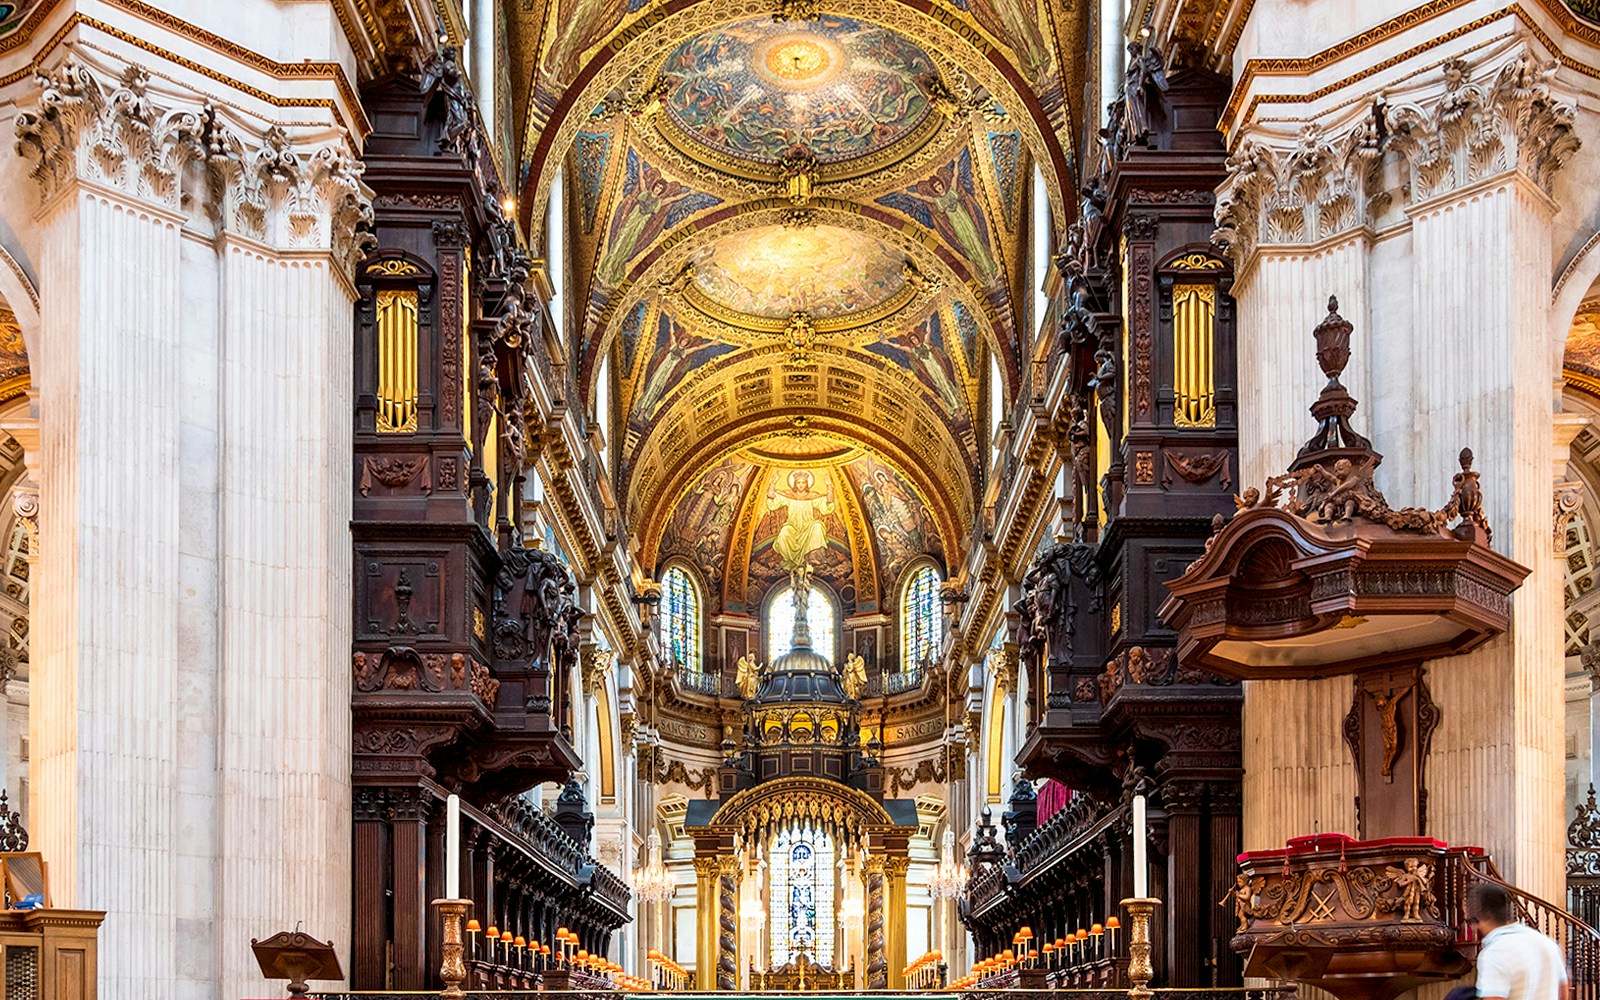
xmin=767 ymin=585 xmax=835 ymax=664
xmin=660 ymin=566 xmax=701 ymax=673
xmin=769 ymin=825 xmax=835 ymax=967
xmin=900 ymin=565 xmax=942 ymax=672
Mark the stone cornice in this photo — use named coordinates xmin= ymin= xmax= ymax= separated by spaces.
xmin=0 ymin=2 xmax=368 ymax=137
xmin=1221 ymin=4 xmax=1600 ymax=145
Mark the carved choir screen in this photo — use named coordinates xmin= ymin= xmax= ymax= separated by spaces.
xmin=375 ymin=286 xmax=420 ymax=433
xmin=767 ymin=584 xmax=836 ymax=665
xmin=769 ymin=823 xmax=836 ymax=968
xmin=1170 ymin=283 xmax=1216 ymax=428
xmin=661 ymin=565 xmax=702 ymax=673
xmin=900 ymin=564 xmax=942 ymax=673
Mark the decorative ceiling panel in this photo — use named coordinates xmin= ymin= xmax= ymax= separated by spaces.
xmin=689 ymin=223 xmax=907 ymax=320
xmin=843 ymin=453 xmax=944 ymax=596
xmin=658 ymin=14 xmax=936 ymax=166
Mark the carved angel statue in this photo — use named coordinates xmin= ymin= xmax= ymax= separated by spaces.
xmin=1383 ymin=858 xmax=1435 ymax=922
xmin=735 ymin=654 xmax=764 ymax=701
xmin=1218 ymin=874 xmax=1264 ymax=933
xmin=842 ymin=653 xmax=868 ymax=700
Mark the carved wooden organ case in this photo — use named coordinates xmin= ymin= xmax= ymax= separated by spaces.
xmin=983 ymin=58 xmax=1244 ymax=988
xmin=347 ymin=60 xmax=624 ymax=991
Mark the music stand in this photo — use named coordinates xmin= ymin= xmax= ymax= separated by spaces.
xmin=251 ymin=930 xmax=343 ymax=998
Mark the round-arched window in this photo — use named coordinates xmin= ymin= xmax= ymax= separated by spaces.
xmin=767 ymin=583 xmax=837 ymax=665
xmin=900 ymin=564 xmax=943 ymax=673
xmin=659 ymin=565 xmax=702 ymax=673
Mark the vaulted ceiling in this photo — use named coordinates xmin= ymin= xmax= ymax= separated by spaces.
xmin=506 ymin=0 xmax=1087 ymax=611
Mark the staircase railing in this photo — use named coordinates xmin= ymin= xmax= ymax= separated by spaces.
xmin=1448 ymin=848 xmax=1600 ymax=1000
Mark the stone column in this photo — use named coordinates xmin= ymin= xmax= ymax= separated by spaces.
xmin=864 ymin=856 xmax=887 ymax=988
xmin=1216 ymin=46 xmax=1580 ymax=900
xmin=693 ymin=856 xmax=719 ymax=990
xmin=11 ymin=48 xmax=368 ymax=999
xmin=884 ymin=856 xmax=910 ymax=989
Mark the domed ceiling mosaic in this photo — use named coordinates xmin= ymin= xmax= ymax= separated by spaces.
xmin=0 ymin=2 xmax=33 ymax=39
xmin=689 ymin=225 xmax=906 ymax=320
xmin=506 ymin=0 xmax=1083 ymax=615
xmin=654 ymin=443 xmax=947 ymax=616
xmin=659 ymin=16 xmax=936 ymax=166
xmin=1566 ymin=300 xmax=1600 ymax=395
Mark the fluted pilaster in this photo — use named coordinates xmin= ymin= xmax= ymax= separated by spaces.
xmin=13 ymin=51 xmax=369 ymax=1000
xmin=1219 ymin=44 xmax=1578 ymax=901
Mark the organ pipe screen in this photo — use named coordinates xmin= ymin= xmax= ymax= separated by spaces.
xmin=376 ymin=289 xmax=420 ymax=433
xmin=1172 ymin=283 xmax=1216 ymax=428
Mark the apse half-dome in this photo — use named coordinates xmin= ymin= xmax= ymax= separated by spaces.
xmin=658 ymin=14 xmax=935 ymax=166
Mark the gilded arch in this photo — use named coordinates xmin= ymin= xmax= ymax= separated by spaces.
xmin=585 ymin=198 xmax=1013 ymax=399
xmin=702 ymin=775 xmax=898 ymax=844
xmin=518 ymin=0 xmax=1075 ymax=244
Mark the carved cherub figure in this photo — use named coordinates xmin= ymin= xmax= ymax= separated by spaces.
xmin=1219 ymin=874 xmax=1263 ymax=933
xmin=1384 ymin=857 xmax=1434 ymax=922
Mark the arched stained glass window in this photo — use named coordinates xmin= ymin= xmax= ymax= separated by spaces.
xmin=900 ymin=565 xmax=942 ymax=672
xmin=769 ymin=824 xmax=836 ymax=966
xmin=660 ymin=566 xmax=701 ymax=673
xmin=767 ymin=585 xmax=836 ymax=664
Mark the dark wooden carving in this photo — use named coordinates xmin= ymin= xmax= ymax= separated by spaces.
xmin=347 ymin=57 xmax=617 ymax=992
xmin=999 ymin=64 xmax=1242 ymax=991
xmin=1231 ymin=836 xmax=1476 ymax=1000
xmin=1342 ymin=667 xmax=1440 ymax=838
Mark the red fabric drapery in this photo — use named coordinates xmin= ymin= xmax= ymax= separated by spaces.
xmin=1036 ymin=779 xmax=1072 ymax=824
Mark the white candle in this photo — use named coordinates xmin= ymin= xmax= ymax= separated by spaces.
xmin=446 ymin=793 xmax=461 ymax=899
xmin=1132 ymin=794 xmax=1148 ymax=898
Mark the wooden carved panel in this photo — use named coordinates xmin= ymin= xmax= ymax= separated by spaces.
xmin=362 ymin=558 xmax=443 ymax=637
xmin=1342 ymin=665 xmax=1439 ymax=838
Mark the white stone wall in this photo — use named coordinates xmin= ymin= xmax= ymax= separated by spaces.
xmin=1216 ymin=3 xmax=1600 ymax=902
xmin=0 ymin=7 xmax=368 ymax=997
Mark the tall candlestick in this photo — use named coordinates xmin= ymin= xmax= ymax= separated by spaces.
xmin=446 ymin=793 xmax=461 ymax=899
xmin=1132 ymin=793 xmax=1148 ymax=898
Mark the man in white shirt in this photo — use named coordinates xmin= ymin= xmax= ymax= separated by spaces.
xmin=1469 ymin=882 xmax=1570 ymax=1000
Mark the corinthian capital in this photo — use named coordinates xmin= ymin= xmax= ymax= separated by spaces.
xmin=207 ymin=123 xmax=376 ymax=269
xmin=1385 ymin=54 xmax=1579 ymax=203
xmin=14 ymin=62 xmax=208 ymax=209
xmin=13 ymin=58 xmax=375 ymax=273
xmin=1214 ymin=48 xmax=1580 ymax=265
xmin=1212 ymin=119 xmax=1383 ymax=263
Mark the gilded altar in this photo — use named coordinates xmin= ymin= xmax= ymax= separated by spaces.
xmin=749 ymin=954 xmax=856 ymax=991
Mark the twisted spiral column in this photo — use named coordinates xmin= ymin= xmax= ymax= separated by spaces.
xmin=865 ymin=857 xmax=887 ymax=989
xmin=717 ymin=855 xmax=740 ymax=991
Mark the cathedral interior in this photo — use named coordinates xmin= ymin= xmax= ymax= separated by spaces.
xmin=0 ymin=0 xmax=1599 ymax=998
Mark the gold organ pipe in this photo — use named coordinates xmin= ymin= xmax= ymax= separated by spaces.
xmin=376 ymin=289 xmax=420 ymax=433
xmin=1172 ymin=284 xmax=1216 ymax=428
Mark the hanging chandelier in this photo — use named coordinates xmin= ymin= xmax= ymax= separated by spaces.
xmin=929 ymin=828 xmax=968 ymax=899
xmin=635 ymin=829 xmax=675 ymax=903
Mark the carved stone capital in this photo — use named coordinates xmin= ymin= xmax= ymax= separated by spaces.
xmin=10 ymin=482 xmax=37 ymax=555
xmin=1215 ymin=50 xmax=1579 ymax=264
xmin=14 ymin=59 xmax=375 ymax=272
xmin=1557 ymin=480 xmax=1585 ymax=555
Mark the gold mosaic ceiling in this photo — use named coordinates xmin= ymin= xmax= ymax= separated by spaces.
xmin=508 ymin=0 xmax=1088 ymax=598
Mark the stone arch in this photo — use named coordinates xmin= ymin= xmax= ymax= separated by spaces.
xmin=584 ymin=199 xmax=1015 ymax=404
